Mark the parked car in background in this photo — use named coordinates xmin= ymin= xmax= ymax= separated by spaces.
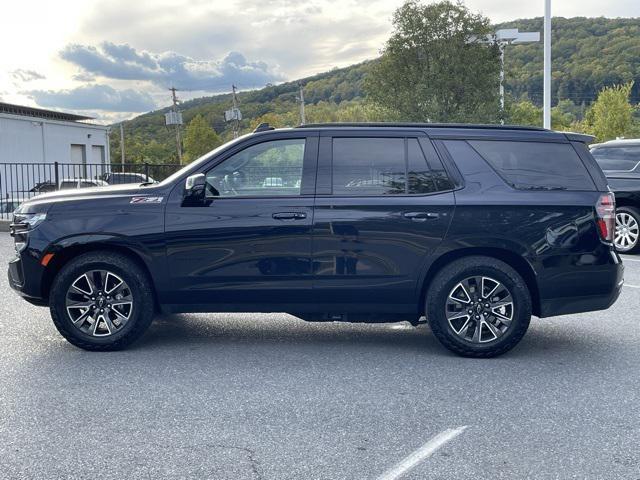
xmin=102 ymin=172 xmax=155 ymax=185
xmin=0 ymin=200 xmax=20 ymax=216
xmin=30 ymin=181 xmax=57 ymax=195
xmin=590 ymin=139 xmax=640 ymax=253
xmin=58 ymin=178 xmax=108 ymax=190
xmin=9 ymin=123 xmax=623 ymax=357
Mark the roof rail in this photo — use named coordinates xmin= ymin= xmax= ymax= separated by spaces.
xmin=254 ymin=122 xmax=275 ymax=133
xmin=295 ymin=122 xmax=548 ymax=132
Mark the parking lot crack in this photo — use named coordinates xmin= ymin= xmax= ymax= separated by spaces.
xmin=212 ymin=443 xmax=263 ymax=480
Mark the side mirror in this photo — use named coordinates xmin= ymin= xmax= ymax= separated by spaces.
xmin=184 ymin=173 xmax=206 ymax=202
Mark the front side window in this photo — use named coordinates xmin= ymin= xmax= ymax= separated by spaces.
xmin=469 ymin=140 xmax=596 ymax=191
xmin=591 ymin=146 xmax=640 ymax=172
xmin=206 ymin=139 xmax=305 ymax=197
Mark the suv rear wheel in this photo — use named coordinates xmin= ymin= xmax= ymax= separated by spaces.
xmin=426 ymin=256 xmax=532 ymax=358
xmin=614 ymin=206 xmax=640 ymax=254
xmin=49 ymin=252 xmax=155 ymax=351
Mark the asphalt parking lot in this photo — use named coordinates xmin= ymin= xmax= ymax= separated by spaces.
xmin=0 ymin=233 xmax=639 ymax=480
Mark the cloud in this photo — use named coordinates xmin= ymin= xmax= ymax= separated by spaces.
xmin=60 ymin=42 xmax=283 ymax=91
xmin=10 ymin=69 xmax=46 ymax=82
xmin=74 ymin=0 xmax=395 ymax=80
xmin=26 ymin=84 xmax=156 ymax=112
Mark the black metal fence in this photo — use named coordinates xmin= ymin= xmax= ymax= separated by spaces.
xmin=0 ymin=162 xmax=182 ymax=219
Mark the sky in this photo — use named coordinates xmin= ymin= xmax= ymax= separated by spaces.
xmin=0 ymin=0 xmax=638 ymax=123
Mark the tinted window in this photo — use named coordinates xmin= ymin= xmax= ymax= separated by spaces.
xmin=333 ymin=138 xmax=405 ymax=195
xmin=206 ymin=139 xmax=305 ymax=197
xmin=60 ymin=181 xmax=77 ymax=190
xmin=469 ymin=140 xmax=595 ymax=190
xmin=421 ymin=140 xmax=456 ymax=191
xmin=591 ymin=146 xmax=640 ymax=172
xmin=407 ymin=139 xmax=437 ymax=194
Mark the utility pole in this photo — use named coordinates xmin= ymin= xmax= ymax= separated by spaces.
xmin=298 ymin=83 xmax=306 ymax=125
xmin=499 ymin=44 xmax=506 ymax=124
xmin=231 ymin=85 xmax=240 ymax=138
xmin=543 ymin=0 xmax=552 ymax=129
xmin=224 ymin=85 xmax=243 ymax=138
xmin=119 ymin=123 xmax=125 ymax=173
xmin=169 ymin=87 xmax=183 ymax=164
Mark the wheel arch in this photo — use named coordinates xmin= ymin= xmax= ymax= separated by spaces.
xmin=41 ymin=240 xmax=160 ymax=311
xmin=615 ymin=197 xmax=640 ymax=210
xmin=419 ymin=247 xmax=541 ymax=317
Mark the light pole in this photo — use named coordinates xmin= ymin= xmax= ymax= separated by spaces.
xmin=493 ymin=29 xmax=541 ymax=123
xmin=543 ymin=0 xmax=552 ymax=129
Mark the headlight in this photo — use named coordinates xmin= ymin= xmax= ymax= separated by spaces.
xmin=13 ymin=212 xmax=47 ymax=229
xmin=10 ymin=213 xmax=47 ymax=253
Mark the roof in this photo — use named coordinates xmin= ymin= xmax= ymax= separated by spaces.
xmin=295 ymin=122 xmax=548 ymax=132
xmin=0 ymin=102 xmax=93 ymax=122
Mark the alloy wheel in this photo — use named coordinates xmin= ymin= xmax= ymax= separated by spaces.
xmin=65 ymin=270 xmax=133 ymax=337
xmin=614 ymin=212 xmax=639 ymax=252
xmin=445 ymin=276 xmax=514 ymax=344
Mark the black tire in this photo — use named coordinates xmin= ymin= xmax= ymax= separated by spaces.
xmin=49 ymin=251 xmax=155 ymax=351
xmin=614 ymin=206 xmax=640 ymax=254
xmin=426 ymin=256 xmax=532 ymax=358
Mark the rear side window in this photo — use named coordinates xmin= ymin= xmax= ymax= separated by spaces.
xmin=333 ymin=138 xmax=405 ymax=195
xmin=591 ymin=146 xmax=640 ymax=172
xmin=332 ymin=137 xmax=450 ymax=195
xmin=469 ymin=140 xmax=596 ymax=191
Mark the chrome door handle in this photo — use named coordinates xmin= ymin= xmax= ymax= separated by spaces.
xmin=272 ymin=212 xmax=307 ymax=220
xmin=403 ymin=212 xmax=439 ymax=221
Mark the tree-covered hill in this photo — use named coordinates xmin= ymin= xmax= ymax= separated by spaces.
xmin=112 ymin=62 xmax=371 ymax=164
xmin=497 ymin=17 xmax=640 ymax=106
xmin=113 ymin=16 xmax=640 ymax=164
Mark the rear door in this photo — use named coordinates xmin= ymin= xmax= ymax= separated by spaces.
xmin=311 ymin=130 xmax=456 ymax=312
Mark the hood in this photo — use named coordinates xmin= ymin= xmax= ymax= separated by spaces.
xmin=16 ymin=183 xmax=165 ymax=213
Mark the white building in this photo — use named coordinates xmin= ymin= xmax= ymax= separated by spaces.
xmin=0 ymin=102 xmax=110 ymax=166
xmin=0 ymin=102 xmax=110 ymax=213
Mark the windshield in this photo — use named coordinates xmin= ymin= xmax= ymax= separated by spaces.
xmin=158 ymin=133 xmax=253 ymax=187
xmin=591 ymin=146 xmax=640 ymax=172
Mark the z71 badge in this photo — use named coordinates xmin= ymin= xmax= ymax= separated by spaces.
xmin=130 ymin=196 xmax=164 ymax=204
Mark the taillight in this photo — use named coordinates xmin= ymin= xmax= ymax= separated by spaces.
xmin=595 ymin=192 xmax=615 ymax=243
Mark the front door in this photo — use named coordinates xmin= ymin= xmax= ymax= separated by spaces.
xmin=164 ymin=133 xmax=318 ymax=311
xmin=311 ymin=132 xmax=455 ymax=313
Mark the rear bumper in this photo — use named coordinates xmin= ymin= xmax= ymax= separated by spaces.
xmin=538 ymin=251 xmax=624 ymax=317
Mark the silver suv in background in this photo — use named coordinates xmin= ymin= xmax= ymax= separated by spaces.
xmin=591 ymin=139 xmax=640 ymax=253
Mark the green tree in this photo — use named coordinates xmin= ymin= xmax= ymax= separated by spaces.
xmin=364 ymin=0 xmax=501 ymax=123
xmin=183 ymin=114 xmax=222 ymax=163
xmin=506 ymin=99 xmax=540 ymax=126
xmin=583 ymin=82 xmax=636 ymax=141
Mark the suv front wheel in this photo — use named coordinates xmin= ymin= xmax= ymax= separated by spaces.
xmin=426 ymin=256 xmax=532 ymax=358
xmin=49 ymin=252 xmax=155 ymax=351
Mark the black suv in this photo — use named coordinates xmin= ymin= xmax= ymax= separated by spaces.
xmin=590 ymin=139 xmax=640 ymax=253
xmin=8 ymin=123 xmax=623 ymax=357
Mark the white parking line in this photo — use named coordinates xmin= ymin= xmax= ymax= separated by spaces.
xmin=621 ymin=256 xmax=640 ymax=263
xmin=624 ymin=284 xmax=640 ymax=289
xmin=376 ymin=426 xmax=468 ymax=480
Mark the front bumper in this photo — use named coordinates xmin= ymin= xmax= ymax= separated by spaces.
xmin=8 ymin=250 xmax=48 ymax=307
